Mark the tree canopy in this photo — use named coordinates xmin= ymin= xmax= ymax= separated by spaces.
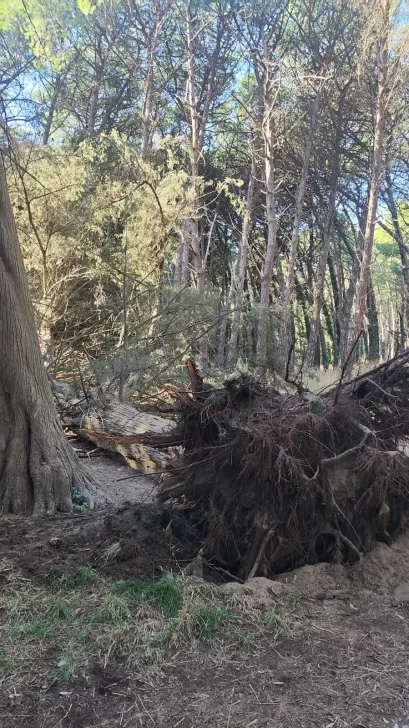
xmin=1 ymin=0 xmax=409 ymax=391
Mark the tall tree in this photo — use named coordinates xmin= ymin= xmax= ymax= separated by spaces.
xmin=305 ymin=87 xmax=347 ymax=366
xmin=349 ymin=0 xmax=391 ymax=354
xmin=0 ymin=157 xmax=95 ymax=515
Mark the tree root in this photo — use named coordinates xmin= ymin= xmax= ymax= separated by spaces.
xmin=246 ymin=527 xmax=274 ymax=581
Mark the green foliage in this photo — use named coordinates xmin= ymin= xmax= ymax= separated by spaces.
xmin=2 ymin=0 xmax=409 ymax=379
xmin=77 ymin=0 xmax=103 ymax=15
xmin=71 ymin=488 xmax=89 ymax=513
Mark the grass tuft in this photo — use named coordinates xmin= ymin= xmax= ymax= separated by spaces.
xmin=50 ymin=659 xmax=76 ymax=683
xmin=187 ymin=603 xmax=233 ymax=642
xmin=47 ymin=599 xmax=72 ymax=620
xmin=93 ymin=594 xmax=132 ymax=625
xmin=263 ymin=610 xmax=282 ymax=630
xmin=56 ymin=565 xmax=97 ymax=590
xmin=115 ymin=574 xmax=183 ymax=618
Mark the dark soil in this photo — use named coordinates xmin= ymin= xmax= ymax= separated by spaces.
xmin=0 ymin=503 xmax=200 ymax=584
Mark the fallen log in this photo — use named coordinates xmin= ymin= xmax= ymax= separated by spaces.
xmin=57 ymin=389 xmax=178 ymax=474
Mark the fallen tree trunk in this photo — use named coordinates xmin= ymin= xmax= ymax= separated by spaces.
xmin=54 ymin=384 xmax=177 ymax=474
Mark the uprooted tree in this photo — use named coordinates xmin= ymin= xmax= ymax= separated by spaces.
xmin=0 ymin=159 xmax=96 ymax=515
xmin=71 ymin=355 xmax=409 ymax=581
xmin=155 ymin=358 xmax=409 ymax=580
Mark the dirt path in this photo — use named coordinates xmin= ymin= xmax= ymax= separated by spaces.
xmin=71 ymin=438 xmax=158 ymax=507
xmin=84 ymin=454 xmax=157 ymax=507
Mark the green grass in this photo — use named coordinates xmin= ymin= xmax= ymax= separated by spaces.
xmin=187 ymin=604 xmax=233 ymax=642
xmin=92 ymin=594 xmax=132 ymax=624
xmin=49 ymin=659 xmax=76 ymax=683
xmin=114 ymin=573 xmax=184 ymax=617
xmin=55 ymin=565 xmax=97 ymax=590
xmin=0 ymin=568 xmax=296 ymax=686
xmin=47 ymin=598 xmax=73 ymax=620
xmin=263 ymin=610 xmax=282 ymax=630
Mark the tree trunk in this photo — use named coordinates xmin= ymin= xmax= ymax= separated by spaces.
xmin=42 ymin=74 xmax=62 ymax=146
xmin=60 ymin=394 xmax=175 ymax=474
xmin=217 ymin=261 xmax=237 ymax=368
xmin=279 ymin=92 xmax=320 ymax=371
xmin=384 ymin=170 xmax=409 ymax=346
xmin=174 ymin=221 xmax=190 ymax=286
xmin=366 ymin=274 xmax=380 ymax=360
xmin=88 ymin=73 xmax=102 ymax=134
xmin=327 ymin=249 xmax=341 ymax=361
xmin=228 ymin=154 xmax=257 ymax=366
xmin=256 ymin=44 xmax=278 ymax=372
xmin=349 ymin=0 xmax=390 ymax=351
xmin=186 ymin=0 xmax=205 ymax=293
xmin=141 ymin=8 xmax=165 ymax=159
xmin=305 ymin=97 xmax=343 ymax=367
xmin=338 ymin=225 xmax=363 ymax=364
xmin=0 ymin=159 xmax=97 ymax=515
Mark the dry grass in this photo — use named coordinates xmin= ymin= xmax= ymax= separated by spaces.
xmin=303 ymin=359 xmax=380 ymax=394
xmin=0 ymin=563 xmax=290 ymax=689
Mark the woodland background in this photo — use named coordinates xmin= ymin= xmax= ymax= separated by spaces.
xmin=1 ymin=0 xmax=408 ymax=396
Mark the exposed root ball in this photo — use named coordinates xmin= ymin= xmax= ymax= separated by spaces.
xmin=160 ymin=356 xmax=409 ymax=580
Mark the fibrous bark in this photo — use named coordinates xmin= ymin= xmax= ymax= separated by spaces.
xmin=0 ymin=159 xmax=97 ymax=515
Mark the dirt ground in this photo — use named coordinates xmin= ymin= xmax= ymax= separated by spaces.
xmin=1 ymin=451 xmax=409 ymax=728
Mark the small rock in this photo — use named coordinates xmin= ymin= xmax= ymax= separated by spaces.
xmin=49 ymin=537 xmax=65 ymax=548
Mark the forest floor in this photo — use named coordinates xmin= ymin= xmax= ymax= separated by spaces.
xmin=0 ymin=449 xmax=409 ymax=728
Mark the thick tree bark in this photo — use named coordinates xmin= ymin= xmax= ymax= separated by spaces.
xmin=0 ymin=159 xmax=97 ymax=515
